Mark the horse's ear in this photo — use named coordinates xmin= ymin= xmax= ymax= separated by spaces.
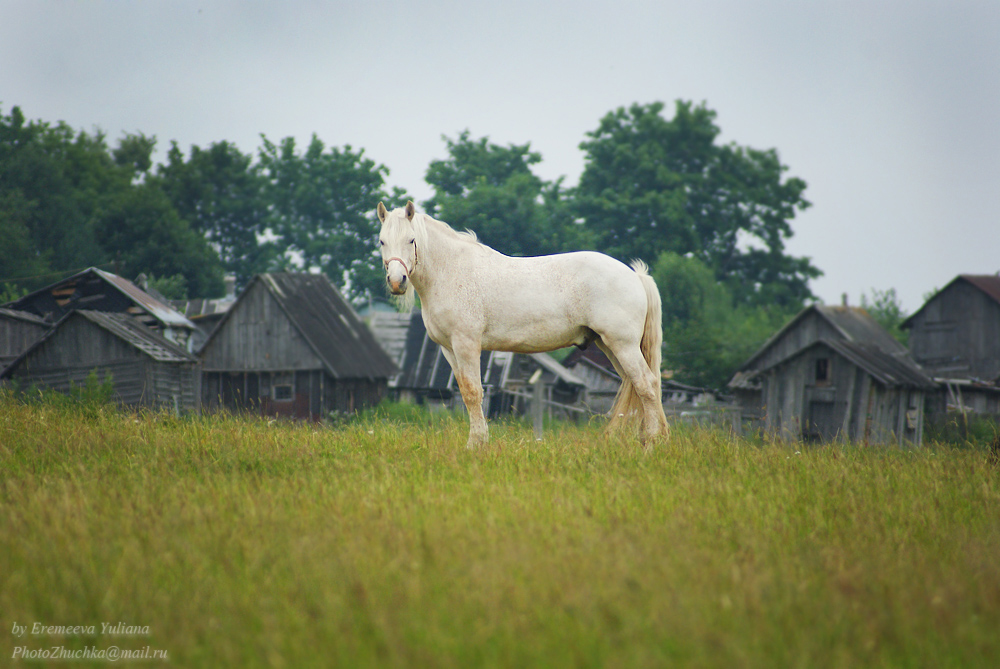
xmin=377 ymin=202 xmax=388 ymax=223
xmin=405 ymin=200 xmax=415 ymax=221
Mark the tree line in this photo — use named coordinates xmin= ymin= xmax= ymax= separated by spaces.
xmin=1 ymin=100 xmax=825 ymax=389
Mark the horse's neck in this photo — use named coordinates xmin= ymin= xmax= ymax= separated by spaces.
xmin=412 ymin=218 xmax=462 ymax=300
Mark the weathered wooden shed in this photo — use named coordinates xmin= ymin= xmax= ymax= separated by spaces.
xmin=0 ymin=308 xmax=49 ymax=370
xmin=4 ymin=267 xmax=198 ymax=351
xmin=198 ymin=272 xmax=398 ymax=420
xmin=902 ymin=274 xmax=1000 ymax=381
xmin=0 ymin=310 xmax=200 ymax=412
xmin=752 ymin=338 xmax=936 ymax=445
xmin=728 ymin=304 xmax=913 ymax=417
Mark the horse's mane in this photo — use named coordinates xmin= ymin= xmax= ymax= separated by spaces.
xmin=419 ymin=213 xmax=489 ymax=250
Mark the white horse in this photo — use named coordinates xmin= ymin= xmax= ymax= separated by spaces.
xmin=376 ymin=201 xmax=669 ymax=448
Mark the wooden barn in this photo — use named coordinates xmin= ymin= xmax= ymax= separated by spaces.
xmin=0 ymin=308 xmax=49 ymax=370
xmin=901 ymin=273 xmax=1000 ymax=417
xmin=198 ymin=273 xmax=398 ymax=420
xmin=0 ymin=310 xmax=201 ymax=413
xmin=903 ymin=274 xmax=1000 ymax=381
xmin=729 ymin=304 xmax=913 ymax=415
xmin=730 ymin=304 xmax=934 ymax=444
xmin=752 ymin=338 xmax=936 ymax=445
xmin=4 ymin=267 xmax=198 ymax=351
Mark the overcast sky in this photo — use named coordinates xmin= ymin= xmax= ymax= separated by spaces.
xmin=3 ymin=1 xmax=998 ymax=312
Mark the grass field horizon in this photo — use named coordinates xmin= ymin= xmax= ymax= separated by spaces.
xmin=2 ymin=393 xmax=999 ymax=667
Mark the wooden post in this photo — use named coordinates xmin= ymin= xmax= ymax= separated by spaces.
xmin=529 ymin=368 xmax=544 ymax=440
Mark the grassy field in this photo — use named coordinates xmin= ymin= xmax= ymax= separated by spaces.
xmin=2 ymin=394 xmax=999 ymax=668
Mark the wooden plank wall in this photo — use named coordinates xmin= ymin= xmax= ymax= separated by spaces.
xmin=200 ymin=282 xmax=322 ymax=372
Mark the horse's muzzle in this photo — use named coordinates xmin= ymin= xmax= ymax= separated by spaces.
xmin=387 ymin=273 xmax=408 ymax=295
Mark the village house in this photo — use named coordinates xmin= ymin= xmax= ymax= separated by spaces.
xmin=902 ymin=274 xmax=1000 ymax=416
xmin=1 ymin=310 xmax=201 ymax=413
xmin=4 ymin=267 xmax=198 ymax=351
xmin=730 ymin=304 xmax=935 ymax=445
xmin=198 ymin=272 xmax=398 ymax=420
xmin=0 ymin=308 xmax=48 ymax=370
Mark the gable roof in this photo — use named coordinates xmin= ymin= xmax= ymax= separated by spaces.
xmin=739 ymin=304 xmax=907 ymax=371
xmin=201 ymin=272 xmax=398 ymax=380
xmin=0 ymin=307 xmax=49 ymax=327
xmin=901 ymin=274 xmax=1000 ymax=328
xmin=1 ymin=310 xmax=196 ymax=379
xmin=756 ymin=338 xmax=936 ymax=390
xmin=4 ymin=267 xmax=195 ymax=331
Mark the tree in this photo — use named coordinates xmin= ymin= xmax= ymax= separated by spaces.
xmin=424 ymin=131 xmax=585 ymax=257
xmin=653 ymin=251 xmax=792 ymax=389
xmin=156 ymin=140 xmax=276 ymax=290
xmin=257 ymin=134 xmax=401 ymax=304
xmin=94 ymin=183 xmax=225 ymax=298
xmin=0 ymin=106 xmax=132 ymax=292
xmin=860 ymin=287 xmax=909 ymax=345
xmin=576 ymin=101 xmax=820 ymax=309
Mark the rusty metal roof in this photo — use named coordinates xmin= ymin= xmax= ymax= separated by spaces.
xmin=961 ymin=274 xmax=1000 ymax=305
xmin=902 ymin=274 xmax=1000 ymax=328
xmin=4 ymin=267 xmax=196 ymax=330
xmin=170 ymin=297 xmax=235 ymax=320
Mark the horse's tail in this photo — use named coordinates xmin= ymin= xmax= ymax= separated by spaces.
xmin=607 ymin=260 xmax=665 ymax=433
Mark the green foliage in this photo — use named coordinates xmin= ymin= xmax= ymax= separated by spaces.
xmin=653 ymin=251 xmax=792 ymax=389
xmin=860 ymin=287 xmax=909 ymax=345
xmin=112 ymin=131 xmax=157 ymax=175
xmin=425 ymin=131 xmax=588 ymax=257
xmin=2 ymin=99 xmax=827 ymax=391
xmin=0 ymin=106 xmax=224 ymax=297
xmin=925 ymin=413 xmax=1000 ymax=449
xmin=2 ymin=400 xmax=999 ymax=667
xmin=9 ymin=369 xmax=115 ymax=420
xmin=94 ymin=182 xmax=225 ymax=297
xmin=257 ymin=135 xmax=403 ymax=304
xmin=156 ymin=140 xmax=277 ymax=290
xmin=576 ymin=100 xmax=819 ymax=309
xmin=146 ymin=273 xmax=189 ymax=300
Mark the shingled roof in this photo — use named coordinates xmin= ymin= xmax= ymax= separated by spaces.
xmin=740 ymin=304 xmax=908 ymax=371
xmin=202 ymin=272 xmax=398 ymax=380
xmin=0 ymin=310 xmax=196 ymax=380
xmin=755 ymin=338 xmax=936 ymax=390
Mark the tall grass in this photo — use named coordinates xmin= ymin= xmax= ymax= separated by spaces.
xmin=2 ymin=394 xmax=998 ymax=667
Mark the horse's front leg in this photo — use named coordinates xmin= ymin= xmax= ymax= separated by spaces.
xmin=442 ymin=343 xmax=488 ymax=448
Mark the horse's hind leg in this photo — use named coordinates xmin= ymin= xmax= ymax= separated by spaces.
xmin=598 ymin=337 xmax=665 ymax=444
xmin=442 ymin=342 xmax=488 ymax=448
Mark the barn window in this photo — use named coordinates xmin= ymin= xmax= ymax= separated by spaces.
xmin=815 ymin=358 xmax=830 ymax=385
xmin=272 ymin=372 xmax=294 ymax=401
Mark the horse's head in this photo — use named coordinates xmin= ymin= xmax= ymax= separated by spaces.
xmin=376 ymin=200 xmax=418 ymax=296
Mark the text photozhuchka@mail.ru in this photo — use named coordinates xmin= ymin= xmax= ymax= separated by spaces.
xmin=10 ymin=621 xmax=168 ymax=662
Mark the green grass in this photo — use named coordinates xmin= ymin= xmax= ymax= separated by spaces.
xmin=2 ymin=396 xmax=999 ymax=668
